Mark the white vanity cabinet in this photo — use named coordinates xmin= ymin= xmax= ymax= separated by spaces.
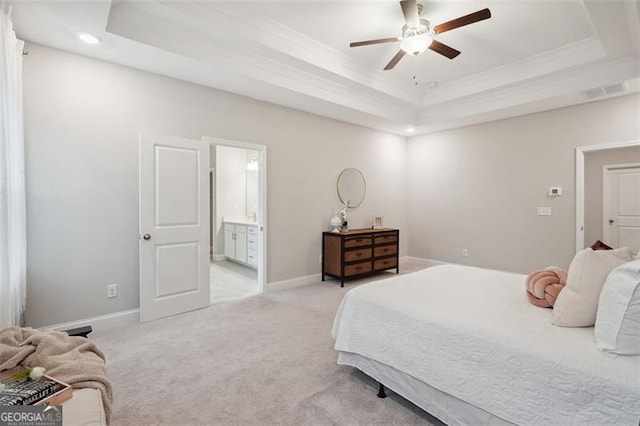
xmin=247 ymin=226 xmax=258 ymax=267
xmin=224 ymin=222 xmax=258 ymax=268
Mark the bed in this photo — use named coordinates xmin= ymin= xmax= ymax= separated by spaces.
xmin=332 ymin=264 xmax=640 ymax=426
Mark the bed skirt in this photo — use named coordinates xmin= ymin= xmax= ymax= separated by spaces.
xmin=338 ymin=351 xmax=515 ymax=426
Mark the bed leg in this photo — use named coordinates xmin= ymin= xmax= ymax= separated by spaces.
xmin=377 ymin=383 xmax=387 ymax=399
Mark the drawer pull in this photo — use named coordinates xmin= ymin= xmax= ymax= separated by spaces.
xmin=356 ymin=253 xmax=362 ymax=257
xmin=356 ymin=266 xmax=363 ymax=271
xmin=383 ymin=248 xmax=389 ymax=252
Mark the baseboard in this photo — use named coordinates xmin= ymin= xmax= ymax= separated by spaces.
xmin=44 ymin=308 xmax=139 ymax=333
xmin=267 ymin=258 xmax=446 ymax=293
xmin=400 ymin=256 xmax=447 ymax=268
xmin=212 ymin=254 xmax=226 ymax=262
xmin=268 ymin=273 xmax=322 ymax=292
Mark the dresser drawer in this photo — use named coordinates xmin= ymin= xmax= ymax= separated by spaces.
xmin=344 ymin=262 xmax=372 ymax=276
xmin=344 ymin=248 xmax=372 ymax=262
xmin=375 ymin=234 xmax=397 ymax=244
xmin=374 ymin=245 xmax=397 ymax=257
xmin=345 ymin=237 xmax=372 ymax=248
xmin=374 ymin=257 xmax=397 ymax=271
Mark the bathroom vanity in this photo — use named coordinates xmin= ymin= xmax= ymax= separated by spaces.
xmin=224 ymin=220 xmax=258 ymax=268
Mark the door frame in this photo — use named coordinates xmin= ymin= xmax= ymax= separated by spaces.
xmin=602 ymin=162 xmax=640 ymax=245
xmin=204 ymin=137 xmax=267 ymax=294
xmin=575 ymin=139 xmax=640 ymax=252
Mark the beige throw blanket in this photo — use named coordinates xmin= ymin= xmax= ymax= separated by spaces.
xmin=0 ymin=327 xmax=112 ymax=421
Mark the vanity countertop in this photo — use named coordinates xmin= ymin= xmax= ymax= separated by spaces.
xmin=224 ymin=219 xmax=258 ymax=227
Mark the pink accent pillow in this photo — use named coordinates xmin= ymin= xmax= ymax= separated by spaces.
xmin=525 ymin=266 xmax=567 ymax=308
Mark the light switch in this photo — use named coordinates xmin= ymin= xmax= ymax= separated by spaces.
xmin=549 ymin=187 xmax=562 ymax=196
xmin=537 ymin=207 xmax=552 ymax=216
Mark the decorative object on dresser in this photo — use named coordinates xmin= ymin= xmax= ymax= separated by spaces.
xmin=372 ymin=215 xmax=384 ymax=229
xmin=329 ymin=213 xmax=342 ymax=233
xmin=322 ymin=228 xmax=399 ymax=287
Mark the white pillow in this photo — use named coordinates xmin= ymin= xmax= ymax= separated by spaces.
xmin=595 ymin=259 xmax=640 ymax=356
xmin=552 ymin=247 xmax=633 ymax=327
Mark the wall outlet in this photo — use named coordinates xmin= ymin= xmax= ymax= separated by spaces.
xmin=107 ymin=283 xmax=118 ymax=298
xmin=462 ymin=248 xmax=469 ymax=257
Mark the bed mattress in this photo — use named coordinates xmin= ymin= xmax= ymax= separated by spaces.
xmin=332 ymin=264 xmax=640 ymax=425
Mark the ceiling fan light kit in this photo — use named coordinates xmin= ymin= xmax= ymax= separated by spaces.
xmin=400 ymin=21 xmax=433 ymax=56
xmin=349 ymin=0 xmax=491 ymax=70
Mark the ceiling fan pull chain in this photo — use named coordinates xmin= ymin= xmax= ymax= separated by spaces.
xmin=413 ymin=56 xmax=419 ymax=86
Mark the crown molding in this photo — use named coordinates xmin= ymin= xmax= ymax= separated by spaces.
xmin=417 ymin=56 xmax=640 ymax=124
xmin=420 ymin=37 xmax=606 ymax=107
xmin=107 ymin=2 xmax=416 ymax=122
xmin=154 ymin=1 xmax=422 ymax=104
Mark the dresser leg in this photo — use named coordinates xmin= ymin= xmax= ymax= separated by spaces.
xmin=377 ymin=383 xmax=387 ymax=398
xmin=341 ymin=280 xmax=344 ymax=288
xmin=322 ymin=274 xmax=325 ymax=281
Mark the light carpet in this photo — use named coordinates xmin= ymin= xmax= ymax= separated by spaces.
xmin=93 ymin=259 xmax=443 ymax=425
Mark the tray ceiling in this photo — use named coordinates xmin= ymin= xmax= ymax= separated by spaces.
xmin=10 ymin=0 xmax=640 ymax=135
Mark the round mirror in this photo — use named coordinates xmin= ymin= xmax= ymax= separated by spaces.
xmin=337 ymin=168 xmax=366 ymax=208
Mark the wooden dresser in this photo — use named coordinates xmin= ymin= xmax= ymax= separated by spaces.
xmin=322 ymin=228 xmax=399 ymax=287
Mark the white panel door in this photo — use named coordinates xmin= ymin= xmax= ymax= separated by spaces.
xmin=604 ymin=164 xmax=640 ymax=254
xmin=139 ymin=134 xmax=210 ymax=322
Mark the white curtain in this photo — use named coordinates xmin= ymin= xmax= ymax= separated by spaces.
xmin=0 ymin=5 xmax=27 ymax=328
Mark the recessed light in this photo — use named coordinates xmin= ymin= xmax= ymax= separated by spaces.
xmin=406 ymin=127 xmax=415 ymax=133
xmin=78 ymin=32 xmax=101 ymax=45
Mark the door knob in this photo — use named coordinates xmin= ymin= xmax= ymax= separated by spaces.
xmin=143 ymin=233 xmax=152 ymax=240
xmin=609 ymin=219 xmax=614 ymax=225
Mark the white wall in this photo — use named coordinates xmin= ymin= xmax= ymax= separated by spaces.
xmin=22 ymin=43 xmax=408 ymax=328
xmin=407 ymin=94 xmax=640 ymax=274
xmin=215 ymin=145 xmax=248 ymax=256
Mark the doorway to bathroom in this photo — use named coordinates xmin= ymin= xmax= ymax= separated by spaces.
xmin=206 ymin=137 xmax=266 ymax=303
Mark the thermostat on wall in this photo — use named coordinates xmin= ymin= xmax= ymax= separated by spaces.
xmin=549 ymin=187 xmax=562 ymax=196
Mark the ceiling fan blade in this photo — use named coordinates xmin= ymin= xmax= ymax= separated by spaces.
xmin=350 ymin=37 xmax=399 ymax=48
xmin=384 ymin=50 xmax=406 ymax=70
xmin=434 ymin=8 xmax=491 ymax=34
xmin=400 ymin=0 xmax=420 ymax=28
xmin=428 ymin=40 xmax=461 ymax=59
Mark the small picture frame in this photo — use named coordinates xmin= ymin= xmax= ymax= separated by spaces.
xmin=372 ymin=215 xmax=384 ymax=229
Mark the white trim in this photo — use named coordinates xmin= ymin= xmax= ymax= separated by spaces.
xmin=212 ymin=254 xmax=226 ymax=262
xmin=267 ymin=273 xmax=322 ymax=292
xmin=203 ymin=137 xmax=267 ymax=295
xmin=400 ymin=256 xmax=447 ymax=268
xmin=44 ymin=309 xmax=139 ymax=332
xmin=268 ymin=257 xmax=447 ymax=293
xmin=575 ymin=140 xmax=640 ymax=253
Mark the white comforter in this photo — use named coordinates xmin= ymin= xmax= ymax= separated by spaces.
xmin=332 ymin=264 xmax=640 ymax=425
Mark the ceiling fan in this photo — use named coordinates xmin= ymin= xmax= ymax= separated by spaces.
xmin=349 ymin=0 xmax=491 ymax=70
